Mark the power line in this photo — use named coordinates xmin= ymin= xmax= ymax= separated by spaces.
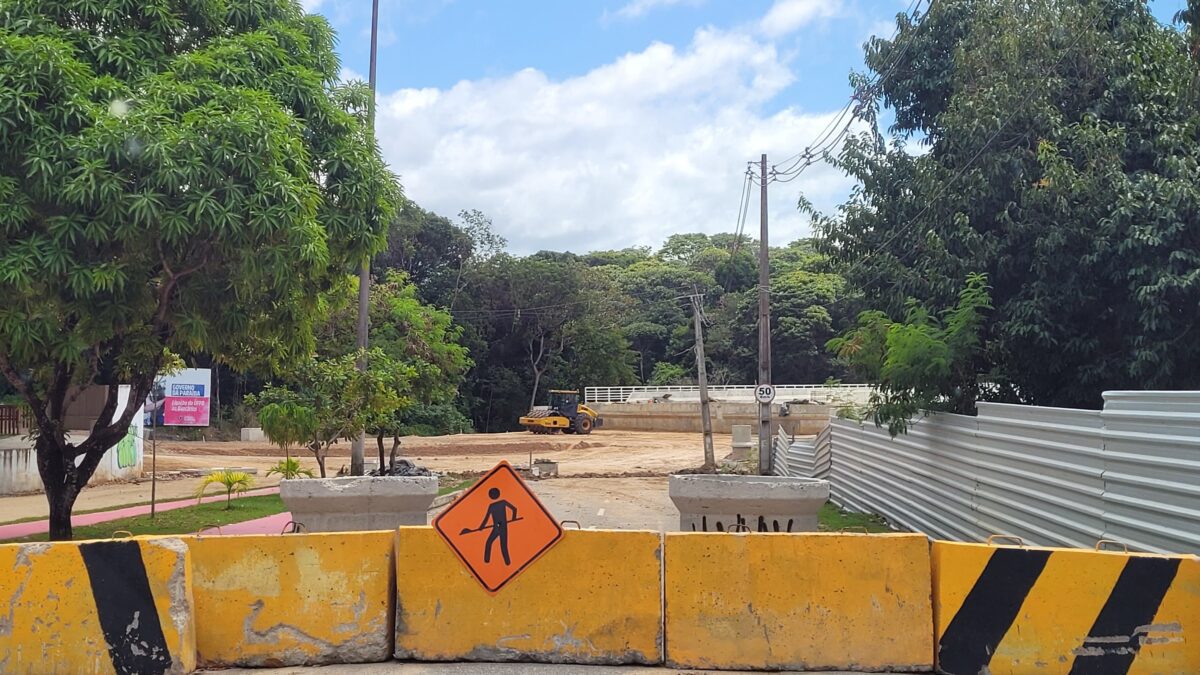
xmin=770 ymin=0 xmax=931 ymax=181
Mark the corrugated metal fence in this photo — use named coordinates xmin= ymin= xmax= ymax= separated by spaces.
xmin=776 ymin=391 xmax=1200 ymax=554
xmin=773 ymin=425 xmax=831 ymax=479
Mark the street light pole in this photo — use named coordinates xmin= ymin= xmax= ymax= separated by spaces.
xmin=351 ymin=0 xmax=381 ymax=476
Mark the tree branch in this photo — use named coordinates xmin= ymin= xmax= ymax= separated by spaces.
xmin=0 ymin=351 xmax=51 ymax=431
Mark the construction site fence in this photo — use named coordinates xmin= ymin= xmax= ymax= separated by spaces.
xmin=773 ymin=423 xmax=832 ymax=479
xmin=783 ymin=390 xmax=1200 ymax=555
xmin=584 ymin=383 xmax=873 ymax=404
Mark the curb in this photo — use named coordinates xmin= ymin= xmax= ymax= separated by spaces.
xmin=428 ymin=489 xmax=465 ymax=511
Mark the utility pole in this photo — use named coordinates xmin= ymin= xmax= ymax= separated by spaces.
xmin=757 ymin=153 xmax=773 ymax=475
xmin=691 ymin=295 xmax=715 ymax=469
xmin=351 ymin=0 xmax=381 ymax=476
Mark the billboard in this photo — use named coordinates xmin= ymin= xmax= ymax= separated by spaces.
xmin=145 ymin=368 xmax=211 ymax=427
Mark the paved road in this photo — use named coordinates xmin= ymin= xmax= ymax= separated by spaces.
xmin=210 ymin=664 xmax=908 ymax=674
xmin=518 ymin=477 xmax=675 ymax=531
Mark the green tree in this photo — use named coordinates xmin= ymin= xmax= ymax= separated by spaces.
xmin=818 ymin=0 xmax=1200 ymax=407
xmin=828 ymin=274 xmax=993 ymax=435
xmin=649 ymin=362 xmax=689 ymax=386
xmin=257 ymin=401 xmax=317 ymax=465
xmin=247 ymin=350 xmax=406 ymax=477
xmin=319 ymin=272 xmax=471 ymax=466
xmin=0 ymin=0 xmax=398 ymax=539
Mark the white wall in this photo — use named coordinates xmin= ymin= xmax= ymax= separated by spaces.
xmin=0 ymin=385 xmax=143 ymax=496
xmin=785 ymin=391 xmax=1200 ymax=554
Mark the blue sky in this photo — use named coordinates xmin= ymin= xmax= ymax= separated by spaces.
xmin=305 ymin=0 xmax=1188 ymax=254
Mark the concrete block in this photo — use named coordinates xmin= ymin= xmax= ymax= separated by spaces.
xmin=532 ymin=459 xmax=559 ymax=477
xmin=395 ymin=527 xmax=663 ymax=664
xmin=933 ymin=541 xmax=1200 ymax=675
xmin=185 ymin=532 xmax=394 ymax=667
xmin=730 ymin=424 xmax=752 ymax=460
xmin=668 ymin=473 xmax=829 ymax=532
xmin=240 ymin=427 xmax=266 ymax=442
xmin=0 ymin=537 xmax=197 ymax=674
xmin=664 ymin=532 xmax=933 ymax=671
xmin=280 ymin=476 xmax=437 ymax=532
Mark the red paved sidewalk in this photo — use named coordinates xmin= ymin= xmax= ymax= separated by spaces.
xmin=0 ymin=487 xmax=280 ymax=541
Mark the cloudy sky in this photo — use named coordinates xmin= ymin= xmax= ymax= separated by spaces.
xmin=305 ymin=0 xmax=1184 ymax=254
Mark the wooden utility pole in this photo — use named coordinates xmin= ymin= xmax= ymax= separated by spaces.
xmin=691 ymin=295 xmax=715 ymax=469
xmin=757 ymin=154 xmax=773 ymax=474
xmin=351 ymin=0 xmax=381 ymax=476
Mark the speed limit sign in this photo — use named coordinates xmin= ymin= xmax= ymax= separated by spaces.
xmin=755 ymin=384 xmax=776 ymax=404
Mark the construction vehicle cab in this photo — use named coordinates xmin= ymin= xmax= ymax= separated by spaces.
xmin=520 ymin=390 xmax=604 ymax=435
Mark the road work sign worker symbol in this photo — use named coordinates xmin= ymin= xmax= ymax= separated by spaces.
xmin=433 ymin=460 xmax=563 ymax=593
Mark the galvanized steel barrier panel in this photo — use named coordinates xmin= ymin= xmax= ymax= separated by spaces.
xmin=1100 ymin=391 xmax=1200 ymax=554
xmin=774 ymin=425 xmax=832 ymax=479
xmin=822 ymin=391 xmax=1200 ymax=553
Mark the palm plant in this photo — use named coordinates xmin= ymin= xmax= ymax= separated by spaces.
xmin=266 ymin=458 xmax=315 ymax=480
xmin=196 ymin=470 xmax=254 ymax=509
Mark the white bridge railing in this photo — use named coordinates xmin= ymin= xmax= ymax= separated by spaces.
xmin=584 ymin=384 xmax=873 ymax=405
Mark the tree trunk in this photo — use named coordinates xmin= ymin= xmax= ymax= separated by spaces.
xmin=310 ymin=442 xmax=327 ymax=478
xmin=390 ymin=436 xmax=401 ymax=467
xmin=46 ymin=479 xmax=80 ymax=541
xmin=377 ymin=431 xmax=386 ymax=471
xmin=530 ymin=367 xmax=543 ymax=411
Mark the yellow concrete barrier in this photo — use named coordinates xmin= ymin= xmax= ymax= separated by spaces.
xmin=0 ymin=537 xmax=196 ymax=674
xmin=185 ymin=531 xmax=394 ymax=667
xmin=664 ymin=532 xmax=933 ymax=671
xmin=933 ymin=540 xmax=1200 ymax=675
xmin=395 ymin=527 xmax=662 ymax=664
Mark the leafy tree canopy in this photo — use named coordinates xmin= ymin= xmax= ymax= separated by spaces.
xmin=818 ymin=0 xmax=1200 ymax=408
xmin=0 ymin=0 xmax=399 ymax=538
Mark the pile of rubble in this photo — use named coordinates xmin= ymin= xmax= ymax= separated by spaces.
xmin=369 ymin=458 xmax=433 ymax=477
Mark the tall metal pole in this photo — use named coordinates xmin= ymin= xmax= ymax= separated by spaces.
xmin=691 ymin=295 xmax=715 ymax=469
xmin=351 ymin=0 xmax=381 ymax=476
xmin=150 ymin=393 xmax=157 ymax=517
xmin=757 ymin=154 xmax=772 ymax=474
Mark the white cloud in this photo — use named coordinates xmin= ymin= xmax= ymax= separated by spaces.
xmin=759 ymin=0 xmax=841 ymax=38
xmin=610 ymin=0 xmax=701 ymax=20
xmin=339 ymin=67 xmax=365 ymax=83
xmin=375 ymin=26 xmax=857 ymax=254
xmin=302 ymin=0 xmax=326 ymax=12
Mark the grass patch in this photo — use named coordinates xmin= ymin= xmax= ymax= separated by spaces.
xmin=818 ymin=503 xmax=892 ymax=533
xmin=2 ymin=494 xmax=287 ymax=543
xmin=438 ymin=477 xmax=477 ymax=496
xmin=0 ymin=487 xmax=279 ymax=527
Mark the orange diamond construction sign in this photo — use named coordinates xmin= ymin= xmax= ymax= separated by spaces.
xmin=433 ymin=461 xmax=564 ymax=594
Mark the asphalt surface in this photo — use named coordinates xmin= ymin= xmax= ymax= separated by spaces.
xmin=210 ymin=664 xmax=917 ymax=674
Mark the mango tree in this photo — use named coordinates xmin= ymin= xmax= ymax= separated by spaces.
xmin=0 ymin=0 xmax=399 ymax=539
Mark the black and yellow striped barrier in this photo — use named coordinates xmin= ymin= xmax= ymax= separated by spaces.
xmin=933 ymin=539 xmax=1199 ymax=675
xmin=4 ymin=530 xmax=1199 ymax=674
xmin=0 ymin=538 xmax=195 ymax=674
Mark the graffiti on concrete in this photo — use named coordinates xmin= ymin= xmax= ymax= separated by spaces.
xmin=116 ymin=430 xmax=138 ymax=469
xmin=690 ymin=515 xmax=796 ymax=532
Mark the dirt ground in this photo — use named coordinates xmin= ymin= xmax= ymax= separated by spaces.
xmin=0 ymin=430 xmax=727 ymax=523
xmin=151 ymin=430 xmax=727 ymax=476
